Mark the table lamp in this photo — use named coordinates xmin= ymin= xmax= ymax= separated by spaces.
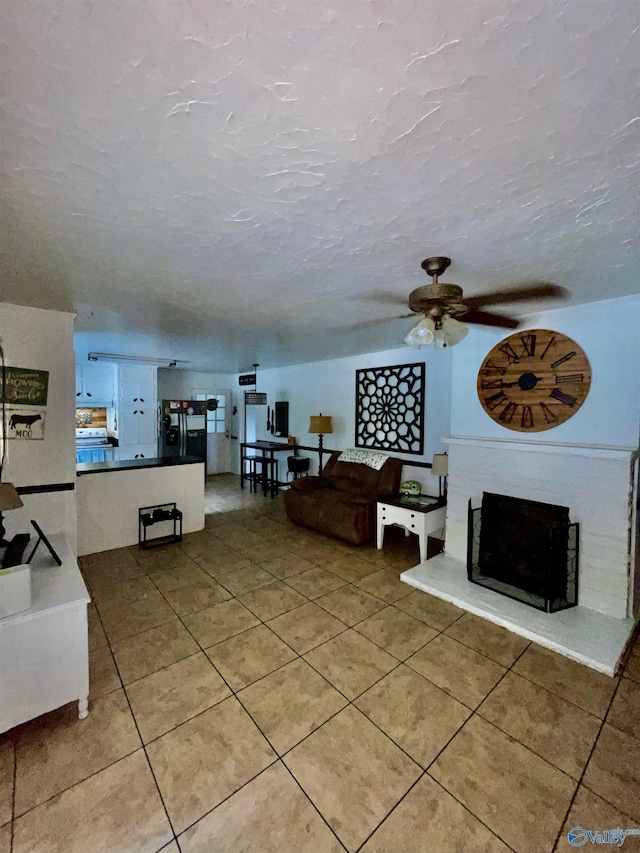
xmin=431 ymin=452 xmax=448 ymax=500
xmin=0 ymin=482 xmax=23 ymax=546
xmin=309 ymin=414 xmax=332 ymax=475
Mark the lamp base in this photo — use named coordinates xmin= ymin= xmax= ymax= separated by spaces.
xmin=0 ymin=511 xmax=9 ymax=547
xmin=317 ymin=434 xmax=325 ymax=476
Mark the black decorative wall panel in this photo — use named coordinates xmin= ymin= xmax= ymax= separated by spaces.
xmin=355 ymin=362 xmax=425 ymax=455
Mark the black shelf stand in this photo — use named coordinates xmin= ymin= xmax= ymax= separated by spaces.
xmin=139 ymin=502 xmax=183 ymax=549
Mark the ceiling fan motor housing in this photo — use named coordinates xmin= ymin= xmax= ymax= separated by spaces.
xmin=408 ymin=283 xmax=468 ymax=318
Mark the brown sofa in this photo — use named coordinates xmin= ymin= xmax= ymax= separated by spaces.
xmin=283 ymin=451 xmax=402 ymax=545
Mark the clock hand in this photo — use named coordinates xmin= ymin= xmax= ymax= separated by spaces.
xmin=501 ymin=375 xmax=544 ymax=388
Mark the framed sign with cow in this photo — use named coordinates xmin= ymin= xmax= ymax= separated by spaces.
xmin=3 ymin=408 xmax=46 ymax=440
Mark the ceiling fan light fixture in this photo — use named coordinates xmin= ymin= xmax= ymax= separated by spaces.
xmin=403 ymin=317 xmax=435 ymax=349
xmin=433 ymin=316 xmax=469 ymax=349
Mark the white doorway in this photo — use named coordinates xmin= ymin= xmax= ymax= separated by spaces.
xmin=193 ymin=389 xmax=231 ymax=474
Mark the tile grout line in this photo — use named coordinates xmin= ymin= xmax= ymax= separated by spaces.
xmin=417 ymin=643 xmax=534 ymax=850
xmin=550 ymin=675 xmax=637 ymax=852
xmin=352 ymin=640 xmax=534 ymax=853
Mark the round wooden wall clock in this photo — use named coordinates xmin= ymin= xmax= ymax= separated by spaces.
xmin=477 ymin=329 xmax=591 ymax=432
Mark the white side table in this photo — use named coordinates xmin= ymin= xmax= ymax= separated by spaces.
xmin=377 ymin=496 xmax=446 ymax=563
xmin=0 ymin=535 xmax=90 ymax=734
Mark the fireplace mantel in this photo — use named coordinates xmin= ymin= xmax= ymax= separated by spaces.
xmin=445 ymin=435 xmax=637 ymax=461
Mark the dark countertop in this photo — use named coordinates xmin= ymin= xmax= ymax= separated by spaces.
xmin=76 ymin=456 xmax=204 ymax=476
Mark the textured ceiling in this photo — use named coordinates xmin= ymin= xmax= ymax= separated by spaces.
xmin=1 ymin=0 xmax=638 ymax=371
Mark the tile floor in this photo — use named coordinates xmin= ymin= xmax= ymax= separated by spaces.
xmin=1 ymin=474 xmax=639 ymax=853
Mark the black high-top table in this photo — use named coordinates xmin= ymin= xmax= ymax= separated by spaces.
xmin=240 ymin=440 xmax=290 ymax=497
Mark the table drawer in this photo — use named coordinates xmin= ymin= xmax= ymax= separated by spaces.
xmin=378 ymin=503 xmax=421 ymax=529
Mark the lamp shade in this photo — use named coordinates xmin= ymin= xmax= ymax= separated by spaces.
xmin=0 ymin=483 xmax=23 ymax=512
xmin=431 ymin=453 xmax=448 ymax=477
xmin=309 ymin=415 xmax=333 ymax=435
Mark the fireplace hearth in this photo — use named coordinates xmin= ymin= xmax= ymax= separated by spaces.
xmin=467 ymin=492 xmax=579 ymax=613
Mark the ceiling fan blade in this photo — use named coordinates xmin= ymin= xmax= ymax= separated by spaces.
xmin=465 ymin=283 xmax=567 ymax=309
xmin=461 ymin=309 xmax=520 ymax=329
xmin=332 ymin=312 xmax=417 ymax=334
xmin=348 ymin=289 xmax=410 ymax=307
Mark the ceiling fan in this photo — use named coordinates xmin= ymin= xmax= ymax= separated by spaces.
xmin=345 ymin=256 xmax=566 ymax=350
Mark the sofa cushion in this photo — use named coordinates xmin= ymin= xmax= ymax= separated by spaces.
xmin=329 ymin=476 xmax=359 ymax=492
xmin=326 ymin=459 xmax=379 ymax=489
xmin=290 ymin=476 xmax=331 ymax=492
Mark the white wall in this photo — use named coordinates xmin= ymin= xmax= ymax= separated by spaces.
xmin=0 ymin=304 xmax=77 ymax=549
xmin=240 ymin=345 xmax=453 ymax=493
xmin=157 ymin=368 xmax=233 ymax=401
xmin=451 ymin=295 xmax=640 ymax=448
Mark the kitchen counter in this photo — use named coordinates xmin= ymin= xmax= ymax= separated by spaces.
xmin=76 ymin=455 xmax=203 ymax=476
xmin=76 ymin=456 xmax=205 ymax=555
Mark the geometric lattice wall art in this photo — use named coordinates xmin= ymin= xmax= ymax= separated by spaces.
xmin=355 ymin=362 xmax=425 ymax=455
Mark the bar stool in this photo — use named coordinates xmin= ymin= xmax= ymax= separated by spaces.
xmin=254 ymin=456 xmax=278 ymax=498
xmin=241 ymin=455 xmax=260 ymax=492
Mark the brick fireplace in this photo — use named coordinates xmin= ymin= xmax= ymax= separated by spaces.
xmin=402 ymin=436 xmax=638 ymax=674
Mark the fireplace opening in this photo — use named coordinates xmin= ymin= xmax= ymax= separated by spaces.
xmin=467 ymin=492 xmax=579 ymax=612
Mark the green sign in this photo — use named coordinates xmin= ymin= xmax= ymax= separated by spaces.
xmin=0 ymin=367 xmax=49 ymax=406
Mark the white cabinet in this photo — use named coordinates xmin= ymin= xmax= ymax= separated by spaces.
xmin=0 ymin=537 xmax=90 ymax=733
xmin=75 ymin=363 xmax=116 ymax=407
xmin=115 ymin=443 xmax=158 ymax=461
xmin=117 ymin=366 xmax=157 ymax=457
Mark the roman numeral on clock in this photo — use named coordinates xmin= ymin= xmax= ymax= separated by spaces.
xmin=498 ymin=343 xmax=520 ymax=364
xmin=498 ymin=402 xmax=518 ymax=423
xmin=539 ymin=336 xmax=556 ymax=360
xmin=555 ymin=373 xmax=583 ymax=384
xmin=550 ymin=351 xmax=576 ymax=369
xmin=481 ymin=378 xmax=505 ymax=390
xmin=484 ymin=391 xmax=507 ymax=411
xmin=520 ymin=334 xmax=536 ymax=357
xmin=539 ymin=402 xmax=557 ymax=423
xmin=483 ymin=359 xmax=507 ymax=376
xmin=549 ymin=388 xmax=577 ymax=406
xmin=521 ymin=405 xmax=534 ymax=428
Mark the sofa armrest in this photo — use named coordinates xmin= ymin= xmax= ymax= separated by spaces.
xmin=290 ymin=476 xmax=332 ymax=492
xmin=343 ymin=488 xmax=379 ymax=505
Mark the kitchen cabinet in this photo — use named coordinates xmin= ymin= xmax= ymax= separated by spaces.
xmin=75 ymin=363 xmax=116 ymax=407
xmin=114 ymin=443 xmax=158 ymax=461
xmin=117 ymin=366 xmax=157 ymax=459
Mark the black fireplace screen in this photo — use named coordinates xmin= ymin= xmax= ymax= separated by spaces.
xmin=467 ymin=492 xmax=579 ymax=613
